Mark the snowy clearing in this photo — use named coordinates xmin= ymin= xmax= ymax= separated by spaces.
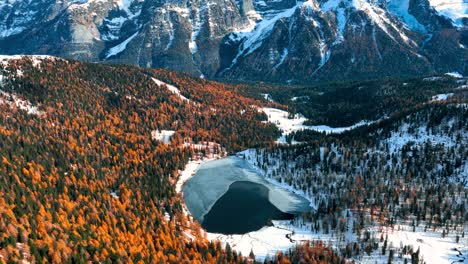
xmin=261 ymin=107 xmax=309 ymax=143
xmin=151 ymin=130 xmax=175 ymax=144
xmin=262 ymin=107 xmax=374 ymax=143
xmin=307 ymin=120 xmax=372 ymax=134
xmin=206 ymin=211 xmax=358 ymax=261
xmin=206 ymin=220 xmax=314 ymax=261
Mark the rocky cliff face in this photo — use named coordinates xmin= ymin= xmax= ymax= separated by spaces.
xmin=0 ymin=0 xmax=466 ymax=83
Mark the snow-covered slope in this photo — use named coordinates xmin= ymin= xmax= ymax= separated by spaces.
xmin=428 ymin=0 xmax=468 ymax=27
xmin=387 ymin=0 xmax=427 ymax=32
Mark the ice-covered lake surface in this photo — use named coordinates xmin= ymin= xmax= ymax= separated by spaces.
xmin=183 ymin=157 xmax=310 ymax=232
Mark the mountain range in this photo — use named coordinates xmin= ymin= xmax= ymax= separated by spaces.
xmin=0 ymin=0 xmax=466 ymax=83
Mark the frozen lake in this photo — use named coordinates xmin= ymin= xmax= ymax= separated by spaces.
xmin=183 ymin=156 xmax=310 ymax=234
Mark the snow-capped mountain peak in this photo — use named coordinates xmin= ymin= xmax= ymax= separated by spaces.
xmin=0 ymin=0 xmax=465 ymax=83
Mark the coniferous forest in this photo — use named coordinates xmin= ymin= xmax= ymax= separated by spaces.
xmin=1 ymin=56 xmax=466 ymax=263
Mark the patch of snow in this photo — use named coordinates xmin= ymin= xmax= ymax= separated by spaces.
xmin=207 ymin=215 xmax=358 ymax=261
xmin=262 ymin=107 xmax=309 ymax=143
xmin=187 ymin=2 xmax=216 ymax=54
xmin=102 ymin=17 xmax=130 ymax=41
xmin=363 ymin=2 xmax=411 ymax=43
xmin=0 ymin=26 xmax=25 ymax=38
xmin=0 ymin=55 xmax=59 ymax=68
xmin=168 ymin=6 xmax=190 ymax=17
xmin=322 ymin=0 xmax=416 ymax=46
xmin=290 ymin=96 xmax=310 ymax=101
xmin=431 ymin=93 xmax=454 ymax=101
xmin=261 ymin=93 xmax=274 ymax=102
xmin=176 ymin=159 xmax=206 ymax=193
xmin=105 ymin=32 xmax=138 ymax=59
xmin=164 ymin=211 xmax=171 ymax=221
xmin=228 ymin=3 xmax=300 ymax=68
xmin=152 ymin=78 xmax=189 ymax=101
xmin=206 ymin=221 xmax=305 ymax=261
xmin=272 ymin=48 xmax=288 ymax=70
xmin=445 ymin=71 xmax=463 ymax=78
xmin=151 ymin=130 xmax=175 ymax=144
xmin=334 ymin=7 xmax=347 ymax=43
xmin=116 ymin=0 xmax=132 ymax=14
xmin=110 ymin=191 xmax=119 ymax=199
xmin=262 ymin=107 xmax=374 ymax=143
xmin=183 ymin=230 xmax=195 ymax=241
xmin=371 ymin=25 xmax=383 ymax=59
xmin=308 ymin=120 xmax=372 ymax=134
xmin=321 ymin=0 xmax=347 ymax=43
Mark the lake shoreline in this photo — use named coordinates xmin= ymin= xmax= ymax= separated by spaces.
xmin=182 ymin=156 xmax=310 ymax=223
xmin=177 ymin=154 xmax=316 ymax=260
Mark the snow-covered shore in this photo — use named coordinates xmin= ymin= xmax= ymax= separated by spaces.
xmin=175 ymin=158 xmax=207 ymax=194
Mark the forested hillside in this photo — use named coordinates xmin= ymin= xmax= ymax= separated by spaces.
xmin=238 ymin=76 xmax=464 ymax=126
xmin=0 ymin=56 xmax=293 ymax=263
